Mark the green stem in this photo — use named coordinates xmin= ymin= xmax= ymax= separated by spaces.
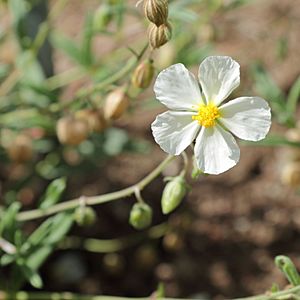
xmin=179 ymin=151 xmax=188 ymax=177
xmin=0 ymin=292 xmax=187 ymax=300
xmin=75 ymin=43 xmax=148 ymax=99
xmin=45 ymin=66 xmax=85 ymax=91
xmin=16 ymin=155 xmax=174 ymax=222
xmin=234 ymin=285 xmax=300 ymax=300
xmin=60 ymin=222 xmax=168 ymax=253
xmin=2 ymin=285 xmax=300 ymax=300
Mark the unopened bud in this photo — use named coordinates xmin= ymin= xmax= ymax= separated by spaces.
xmin=131 ymin=60 xmax=155 ymax=89
xmin=161 ymin=176 xmax=187 ymax=214
xmin=281 ymin=162 xmax=300 ymax=188
xmin=104 ymin=87 xmax=129 ymax=120
xmin=56 ymin=116 xmax=89 ymax=145
xmin=74 ymin=206 xmax=97 ymax=227
xmin=7 ymin=135 xmax=33 ymax=163
xmin=129 ymin=203 xmax=152 ymax=230
xmin=75 ymin=109 xmax=107 ymax=133
xmin=144 ymin=0 xmax=168 ymax=26
xmin=93 ymin=3 xmax=113 ymax=31
xmin=153 ymin=42 xmax=176 ymax=69
xmin=148 ymin=22 xmax=172 ymax=49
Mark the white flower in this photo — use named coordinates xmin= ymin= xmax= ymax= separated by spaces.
xmin=151 ymin=56 xmax=271 ymax=175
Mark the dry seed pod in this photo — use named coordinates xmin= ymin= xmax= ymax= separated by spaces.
xmin=149 ymin=22 xmax=172 ymax=49
xmin=144 ymin=0 xmax=168 ymax=26
xmin=285 ymin=128 xmax=300 ymax=143
xmin=131 ymin=60 xmax=155 ymax=89
xmin=75 ymin=109 xmax=107 ymax=133
xmin=56 ymin=116 xmax=89 ymax=145
xmin=7 ymin=135 xmax=33 ymax=163
xmin=104 ymin=87 xmax=129 ymax=120
xmin=281 ymin=162 xmax=300 ymax=188
xmin=153 ymin=42 xmax=176 ymax=69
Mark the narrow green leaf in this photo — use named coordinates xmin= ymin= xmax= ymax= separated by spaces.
xmin=81 ymin=13 xmax=95 ymax=66
xmin=39 ymin=177 xmax=66 ymax=210
xmin=44 ymin=212 xmax=74 ymax=244
xmin=50 ymin=31 xmax=83 ymax=65
xmin=19 ymin=262 xmax=43 ymax=289
xmin=245 ymin=134 xmax=300 ymax=148
xmin=287 ymin=76 xmax=300 ymax=115
xmin=0 ymin=202 xmax=21 ymax=237
xmin=0 ymin=108 xmax=54 ymax=131
xmin=0 ymin=254 xmax=16 ymax=266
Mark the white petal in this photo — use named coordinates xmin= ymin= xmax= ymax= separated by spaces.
xmin=154 ymin=63 xmax=203 ymax=111
xmin=198 ymin=56 xmax=240 ymax=106
xmin=151 ymin=111 xmax=199 ymax=155
xmin=194 ymin=124 xmax=240 ymax=175
xmin=219 ymin=97 xmax=271 ymax=141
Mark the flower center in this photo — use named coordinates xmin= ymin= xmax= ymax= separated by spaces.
xmin=192 ymin=103 xmax=220 ymax=127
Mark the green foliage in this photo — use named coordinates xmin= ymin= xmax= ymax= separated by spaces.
xmin=39 ymin=177 xmax=67 ymax=209
xmin=275 ymin=255 xmax=300 ymax=287
xmin=0 ymin=0 xmax=295 ymax=296
xmin=252 ymin=65 xmax=300 ymax=128
xmin=0 ymin=211 xmax=74 ymax=289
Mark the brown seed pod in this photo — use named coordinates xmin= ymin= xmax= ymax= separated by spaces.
xmin=143 ymin=0 xmax=168 ymax=26
xmin=131 ymin=60 xmax=155 ymax=89
xmin=7 ymin=134 xmax=33 ymax=163
xmin=153 ymin=42 xmax=176 ymax=69
xmin=75 ymin=109 xmax=107 ymax=133
xmin=103 ymin=87 xmax=129 ymax=120
xmin=148 ymin=22 xmax=172 ymax=49
xmin=281 ymin=162 xmax=300 ymax=188
xmin=285 ymin=128 xmax=300 ymax=143
xmin=56 ymin=116 xmax=89 ymax=145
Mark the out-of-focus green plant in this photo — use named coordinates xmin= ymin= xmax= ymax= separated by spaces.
xmin=252 ymin=64 xmax=300 ymax=128
xmin=1 ymin=0 xmax=295 ymax=299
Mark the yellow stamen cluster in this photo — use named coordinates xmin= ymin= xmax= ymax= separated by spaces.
xmin=192 ymin=103 xmax=220 ymax=127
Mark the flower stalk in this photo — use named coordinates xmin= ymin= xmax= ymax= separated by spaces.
xmin=16 ymin=155 xmax=175 ymax=222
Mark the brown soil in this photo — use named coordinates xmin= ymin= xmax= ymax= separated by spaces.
xmin=4 ymin=0 xmax=300 ymax=298
xmin=46 ymin=0 xmax=300 ymax=298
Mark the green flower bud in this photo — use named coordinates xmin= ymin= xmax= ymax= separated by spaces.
xmin=161 ymin=176 xmax=187 ymax=214
xmin=93 ymin=3 xmax=113 ymax=31
xmin=129 ymin=203 xmax=152 ymax=230
xmin=275 ymin=255 xmax=300 ymax=286
xmin=74 ymin=206 xmax=97 ymax=227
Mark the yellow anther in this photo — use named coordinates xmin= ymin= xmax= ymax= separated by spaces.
xmin=192 ymin=103 xmax=220 ymax=127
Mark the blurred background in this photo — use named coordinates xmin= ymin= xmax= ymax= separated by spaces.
xmin=1 ymin=0 xmax=300 ymax=299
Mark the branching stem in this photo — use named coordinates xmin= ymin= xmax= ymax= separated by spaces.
xmin=16 ymin=155 xmax=175 ymax=222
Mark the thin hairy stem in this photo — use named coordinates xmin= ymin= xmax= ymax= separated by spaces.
xmin=16 ymin=155 xmax=175 ymax=222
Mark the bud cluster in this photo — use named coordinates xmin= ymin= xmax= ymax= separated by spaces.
xmin=56 ymin=86 xmax=130 ymax=147
xmin=143 ymin=0 xmax=172 ymax=49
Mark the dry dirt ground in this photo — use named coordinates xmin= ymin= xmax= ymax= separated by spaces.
xmin=48 ymin=0 xmax=300 ymax=298
xmin=5 ymin=0 xmax=300 ymax=298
